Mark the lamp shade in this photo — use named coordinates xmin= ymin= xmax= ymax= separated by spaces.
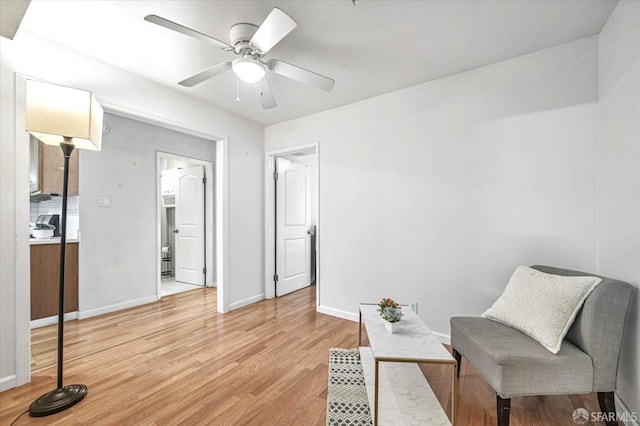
xmin=26 ymin=80 xmax=103 ymax=151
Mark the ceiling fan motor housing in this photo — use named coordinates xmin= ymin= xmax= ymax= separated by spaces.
xmin=229 ymin=23 xmax=259 ymax=54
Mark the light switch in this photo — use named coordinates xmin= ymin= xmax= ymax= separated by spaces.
xmin=96 ymin=196 xmax=111 ymax=207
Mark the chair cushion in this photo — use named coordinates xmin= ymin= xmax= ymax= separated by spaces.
xmin=481 ymin=265 xmax=601 ymax=354
xmin=450 ymin=316 xmax=593 ymax=398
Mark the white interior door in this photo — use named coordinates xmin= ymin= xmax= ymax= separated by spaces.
xmin=175 ymin=166 xmax=205 ymax=285
xmin=276 ymin=157 xmax=311 ymax=296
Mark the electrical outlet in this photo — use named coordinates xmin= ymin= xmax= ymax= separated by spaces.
xmin=96 ymin=196 xmax=111 ymax=207
xmin=409 ymin=301 xmax=418 ymax=313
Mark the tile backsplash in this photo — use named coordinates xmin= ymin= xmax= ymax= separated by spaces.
xmin=30 ymin=196 xmax=80 ymax=239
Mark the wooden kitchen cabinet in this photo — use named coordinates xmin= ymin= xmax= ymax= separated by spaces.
xmin=30 ymin=243 xmax=79 ymax=320
xmin=39 ymin=142 xmax=79 ymax=195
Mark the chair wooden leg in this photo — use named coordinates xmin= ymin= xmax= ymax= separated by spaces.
xmin=597 ymin=391 xmax=619 ymax=426
xmin=453 ymin=348 xmax=461 ymax=378
xmin=497 ymin=395 xmax=511 ymax=426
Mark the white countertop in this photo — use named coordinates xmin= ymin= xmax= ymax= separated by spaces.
xmin=30 ymin=237 xmax=79 ymax=245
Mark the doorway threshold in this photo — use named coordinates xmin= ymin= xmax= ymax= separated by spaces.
xmin=161 ymin=279 xmax=203 ymax=297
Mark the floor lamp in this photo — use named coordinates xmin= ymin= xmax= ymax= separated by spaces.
xmin=25 ymin=80 xmax=103 ymax=417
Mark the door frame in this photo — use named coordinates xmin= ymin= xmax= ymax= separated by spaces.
xmin=156 ymin=154 xmax=214 ymax=295
xmin=105 ymin=112 xmax=228 ymax=315
xmin=265 ymin=143 xmax=319 ymax=308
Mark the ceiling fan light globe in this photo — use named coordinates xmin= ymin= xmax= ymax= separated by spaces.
xmin=232 ymin=57 xmax=265 ymax=84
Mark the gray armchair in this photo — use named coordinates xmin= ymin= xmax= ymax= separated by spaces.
xmin=450 ymin=265 xmax=633 ymax=426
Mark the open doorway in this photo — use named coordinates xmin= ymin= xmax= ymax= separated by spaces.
xmin=11 ymin=74 xmax=231 ymax=388
xmin=157 ymin=153 xmax=215 ymax=298
xmin=265 ymin=144 xmax=319 ymax=305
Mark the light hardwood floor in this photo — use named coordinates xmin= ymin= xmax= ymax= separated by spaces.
xmin=2 ymin=286 xmax=607 ymax=425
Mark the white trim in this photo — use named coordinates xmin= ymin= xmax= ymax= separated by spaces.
xmin=100 ymin=101 xmax=216 ymax=142
xmin=0 ymin=375 xmax=17 ymax=392
xmin=77 ymin=296 xmax=158 ymax=320
xmin=264 ymin=143 xmax=320 ymax=309
xmin=14 ymin=74 xmax=32 ymax=387
xmin=318 ymin=305 xmax=359 ymax=322
xmin=30 ymin=312 xmax=78 ymax=329
xmin=216 ymin=138 xmax=230 ymax=313
xmin=433 ymin=331 xmax=451 ymax=345
xmin=156 ymin=157 xmax=162 ymax=299
xmin=264 ymin=155 xmax=275 ymax=299
xmin=228 ymin=293 xmax=265 ymax=311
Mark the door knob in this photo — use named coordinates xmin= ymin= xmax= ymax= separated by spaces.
xmin=173 ymin=229 xmax=179 ymax=234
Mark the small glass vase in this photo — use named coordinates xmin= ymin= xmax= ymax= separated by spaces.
xmin=384 ymin=320 xmax=399 ymax=334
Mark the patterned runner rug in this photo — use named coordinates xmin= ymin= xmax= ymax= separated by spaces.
xmin=326 ymin=348 xmax=372 ymax=425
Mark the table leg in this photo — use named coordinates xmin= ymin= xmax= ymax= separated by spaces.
xmin=452 ymin=363 xmax=458 ymax=425
xmin=359 ymin=310 xmax=362 ymax=346
xmin=374 ymin=359 xmax=379 ymax=426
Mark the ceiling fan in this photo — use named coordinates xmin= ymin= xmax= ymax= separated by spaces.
xmin=144 ymin=8 xmax=335 ymax=109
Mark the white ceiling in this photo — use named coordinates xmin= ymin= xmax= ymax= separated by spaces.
xmin=16 ymin=0 xmax=616 ymax=126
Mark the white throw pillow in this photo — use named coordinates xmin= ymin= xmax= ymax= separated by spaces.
xmin=482 ymin=265 xmax=602 ymax=354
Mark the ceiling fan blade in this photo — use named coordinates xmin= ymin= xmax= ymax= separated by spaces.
xmin=250 ymin=8 xmax=297 ymax=54
xmin=269 ymin=60 xmax=335 ymax=92
xmin=254 ymin=78 xmax=277 ymax=109
xmin=179 ymin=62 xmax=232 ymax=87
xmin=144 ymin=15 xmax=233 ymax=51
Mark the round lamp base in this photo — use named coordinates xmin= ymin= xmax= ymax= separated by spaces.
xmin=29 ymin=384 xmax=87 ymax=417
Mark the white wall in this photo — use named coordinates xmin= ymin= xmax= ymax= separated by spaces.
xmin=0 ymin=37 xmax=17 ymax=390
xmin=77 ymin=113 xmax=215 ymax=315
xmin=266 ymin=37 xmax=600 ymax=336
xmin=0 ymin=32 xmax=265 ymax=389
xmin=597 ymin=0 xmax=640 ymax=415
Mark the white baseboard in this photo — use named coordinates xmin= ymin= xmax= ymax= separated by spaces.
xmin=77 ymin=296 xmax=158 ymax=320
xmin=30 ymin=311 xmax=78 ymax=329
xmin=229 ymin=293 xmax=264 ymax=311
xmin=0 ymin=374 xmax=17 ymax=392
xmin=433 ymin=331 xmax=451 ymax=345
xmin=317 ymin=305 xmax=359 ymax=322
xmin=615 ymin=393 xmax=639 ymax=426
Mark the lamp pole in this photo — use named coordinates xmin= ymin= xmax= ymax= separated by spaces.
xmin=29 ymin=138 xmax=87 ymax=417
xmin=56 ymin=140 xmax=73 ymax=388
